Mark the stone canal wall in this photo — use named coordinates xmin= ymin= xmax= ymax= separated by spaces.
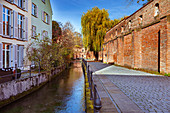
xmin=0 ymin=65 xmax=66 ymax=108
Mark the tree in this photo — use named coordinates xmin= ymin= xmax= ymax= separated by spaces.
xmin=127 ymin=0 xmax=151 ymax=4
xmin=52 ymin=21 xmax=62 ymax=42
xmin=26 ymin=36 xmax=65 ymax=73
xmin=74 ymin=32 xmax=83 ymax=48
xmin=81 ymin=7 xmax=117 ymax=60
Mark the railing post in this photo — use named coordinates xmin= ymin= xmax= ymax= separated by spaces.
xmin=87 ymin=65 xmax=89 ymax=76
xmin=15 ymin=64 xmax=17 ymax=79
xmin=29 ymin=65 xmax=31 ymax=77
xmin=38 ymin=61 xmax=40 ymax=74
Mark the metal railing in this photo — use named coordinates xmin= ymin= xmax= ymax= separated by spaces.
xmin=0 ymin=64 xmax=40 ymax=84
xmin=82 ymin=59 xmax=102 ymax=112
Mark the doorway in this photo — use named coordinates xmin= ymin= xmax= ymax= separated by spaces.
xmin=158 ymin=30 xmax=160 ymax=72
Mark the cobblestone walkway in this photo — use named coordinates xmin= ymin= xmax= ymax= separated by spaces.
xmin=108 ymin=75 xmax=170 ymax=113
xmin=88 ymin=62 xmax=170 ymax=113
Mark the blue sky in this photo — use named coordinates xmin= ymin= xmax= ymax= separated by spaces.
xmin=51 ymin=0 xmax=144 ymax=33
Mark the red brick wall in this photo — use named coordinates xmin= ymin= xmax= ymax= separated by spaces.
xmin=103 ymin=0 xmax=169 ymax=73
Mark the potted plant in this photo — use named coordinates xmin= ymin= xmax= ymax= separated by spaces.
xmin=16 ymin=69 xmax=21 ymax=79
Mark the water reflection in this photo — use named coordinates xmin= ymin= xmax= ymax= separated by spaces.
xmin=0 ymin=61 xmax=84 ymax=113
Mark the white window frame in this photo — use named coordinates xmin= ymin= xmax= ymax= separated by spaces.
xmin=18 ymin=0 xmax=23 ymax=9
xmin=32 ymin=3 xmax=37 ymax=17
xmin=18 ymin=14 xmax=23 ymax=39
xmin=3 ymin=7 xmax=11 ymax=36
xmin=3 ymin=44 xmax=11 ymax=68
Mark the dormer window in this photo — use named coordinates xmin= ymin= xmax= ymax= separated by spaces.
xmin=154 ymin=3 xmax=159 ymax=17
xmin=128 ymin=20 xmax=131 ymax=29
xmin=139 ymin=15 xmax=143 ymax=25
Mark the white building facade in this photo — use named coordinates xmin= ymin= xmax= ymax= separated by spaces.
xmin=0 ymin=0 xmax=52 ymax=69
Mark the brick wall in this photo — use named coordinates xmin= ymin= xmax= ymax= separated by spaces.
xmin=103 ymin=0 xmax=170 ymax=73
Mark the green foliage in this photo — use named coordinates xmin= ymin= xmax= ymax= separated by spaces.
xmin=164 ymin=73 xmax=170 ymax=77
xmin=128 ymin=0 xmax=151 ymax=4
xmin=52 ymin=21 xmax=62 ymax=39
xmin=27 ymin=22 xmax=82 ymax=72
xmin=26 ymin=35 xmax=65 ymax=73
xmin=81 ymin=7 xmax=121 ymax=53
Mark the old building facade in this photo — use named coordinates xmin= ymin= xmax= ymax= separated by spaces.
xmin=31 ymin=0 xmax=52 ymax=40
xmin=0 ymin=0 xmax=31 ymax=69
xmin=0 ymin=0 xmax=52 ymax=70
xmin=102 ymin=0 xmax=170 ymax=73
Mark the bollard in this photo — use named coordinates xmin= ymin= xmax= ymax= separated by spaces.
xmin=87 ymin=65 xmax=89 ymax=76
xmin=90 ymin=71 xmax=93 ymax=100
xmin=94 ymin=85 xmax=102 ymax=113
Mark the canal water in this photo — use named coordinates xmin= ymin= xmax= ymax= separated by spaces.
xmin=0 ymin=61 xmax=85 ymax=113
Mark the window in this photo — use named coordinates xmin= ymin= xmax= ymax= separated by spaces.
xmin=42 ymin=11 xmax=50 ymax=24
xmin=6 ymin=0 xmax=13 ymax=3
xmin=3 ymin=7 xmax=11 ymax=36
xmin=18 ymin=0 xmax=23 ymax=8
xmin=32 ymin=25 xmax=36 ymax=37
xmin=42 ymin=30 xmax=48 ymax=39
xmin=42 ymin=0 xmax=45 ymax=3
xmin=32 ymin=3 xmax=37 ymax=17
xmin=128 ymin=20 xmax=131 ymax=29
xmin=44 ymin=12 xmax=48 ymax=23
xmin=121 ymin=26 xmax=124 ymax=33
xmin=3 ymin=44 xmax=11 ymax=68
xmin=154 ymin=3 xmax=159 ymax=17
xmin=115 ymin=29 xmax=117 ymax=36
xmin=139 ymin=15 xmax=143 ymax=25
xmin=18 ymin=14 xmax=23 ymax=39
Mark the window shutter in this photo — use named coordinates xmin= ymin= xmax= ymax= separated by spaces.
xmin=9 ymin=11 xmax=12 ymax=38
xmin=25 ymin=17 xmax=28 ymax=40
xmin=9 ymin=45 xmax=11 ymax=67
xmin=0 ymin=43 xmax=3 ymax=69
xmin=11 ymin=11 xmax=14 ymax=38
xmin=21 ymin=46 xmax=24 ymax=67
xmin=42 ymin=11 xmax=44 ymax=21
xmin=14 ymin=0 xmax=18 ymax=6
xmin=14 ymin=11 xmax=18 ymax=39
xmin=12 ymin=45 xmax=15 ymax=67
xmin=19 ymin=46 xmax=22 ymax=67
xmin=0 ymin=4 xmax=3 ymax=36
xmin=48 ymin=15 xmax=50 ymax=24
xmin=25 ymin=0 xmax=28 ymax=11
xmin=15 ymin=45 xmax=18 ymax=66
xmin=36 ymin=6 xmax=38 ymax=17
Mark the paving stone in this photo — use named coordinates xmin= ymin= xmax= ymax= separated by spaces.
xmin=88 ymin=62 xmax=170 ymax=113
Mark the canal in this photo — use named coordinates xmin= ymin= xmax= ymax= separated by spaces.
xmin=0 ymin=61 xmax=85 ymax=113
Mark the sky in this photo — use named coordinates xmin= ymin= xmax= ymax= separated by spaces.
xmin=51 ymin=0 xmax=145 ymax=33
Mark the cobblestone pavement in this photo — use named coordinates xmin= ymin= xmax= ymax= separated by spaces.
xmin=108 ymin=75 xmax=170 ymax=113
xmin=88 ymin=62 xmax=170 ymax=113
